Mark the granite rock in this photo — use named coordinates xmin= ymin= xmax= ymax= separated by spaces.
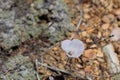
xmin=0 ymin=0 xmax=74 ymax=50
xmin=0 ymin=54 xmax=37 ymax=80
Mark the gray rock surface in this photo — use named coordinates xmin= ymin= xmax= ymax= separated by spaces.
xmin=0 ymin=0 xmax=74 ymax=79
xmin=0 ymin=0 xmax=74 ymax=50
xmin=0 ymin=54 xmax=37 ymax=80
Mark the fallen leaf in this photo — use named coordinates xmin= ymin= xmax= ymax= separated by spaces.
xmin=113 ymin=9 xmax=120 ymax=15
xmin=84 ymin=13 xmax=90 ymax=19
xmin=58 ymin=63 xmax=65 ymax=69
xmin=102 ymin=14 xmax=115 ymax=23
xmin=84 ymin=66 xmax=92 ymax=73
xmin=52 ymin=47 xmax=59 ymax=51
xmin=102 ymin=23 xmax=110 ymax=30
xmin=84 ymin=49 xmax=97 ymax=59
xmin=60 ymin=52 xmax=67 ymax=61
xmin=76 ymin=63 xmax=83 ymax=68
xmin=96 ymin=48 xmax=103 ymax=57
xmin=81 ymin=31 xmax=89 ymax=37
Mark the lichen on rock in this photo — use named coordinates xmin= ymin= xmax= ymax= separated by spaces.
xmin=0 ymin=54 xmax=36 ymax=80
xmin=0 ymin=0 xmax=74 ymax=50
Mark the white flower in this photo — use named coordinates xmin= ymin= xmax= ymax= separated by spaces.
xmin=110 ymin=27 xmax=120 ymax=41
xmin=61 ymin=39 xmax=85 ymax=58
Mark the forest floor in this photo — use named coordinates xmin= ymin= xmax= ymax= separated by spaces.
xmin=36 ymin=0 xmax=120 ymax=80
xmin=0 ymin=0 xmax=120 ymax=80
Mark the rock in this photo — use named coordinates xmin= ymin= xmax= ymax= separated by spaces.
xmin=103 ymin=43 xmax=120 ymax=73
xmin=0 ymin=54 xmax=36 ymax=80
xmin=0 ymin=0 xmax=74 ymax=50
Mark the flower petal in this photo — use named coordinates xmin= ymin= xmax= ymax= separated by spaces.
xmin=61 ymin=40 xmax=71 ymax=53
xmin=61 ymin=39 xmax=85 ymax=58
xmin=110 ymin=27 xmax=120 ymax=41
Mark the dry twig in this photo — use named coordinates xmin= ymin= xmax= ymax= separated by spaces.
xmin=38 ymin=62 xmax=71 ymax=75
xmin=35 ymin=59 xmax=40 ymax=80
xmin=38 ymin=62 xmax=85 ymax=79
xmin=70 ymin=3 xmax=83 ymax=40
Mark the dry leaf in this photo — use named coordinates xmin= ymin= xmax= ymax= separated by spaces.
xmin=84 ymin=66 xmax=92 ymax=73
xmin=52 ymin=47 xmax=59 ymax=51
xmin=84 ymin=49 xmax=97 ymax=59
xmin=81 ymin=31 xmax=89 ymax=37
xmin=84 ymin=13 xmax=90 ymax=19
xmin=96 ymin=48 xmax=103 ymax=57
xmin=102 ymin=23 xmax=110 ymax=30
xmin=113 ymin=9 xmax=120 ymax=15
xmin=102 ymin=14 xmax=115 ymax=23
xmin=60 ymin=52 xmax=67 ymax=61
xmin=58 ymin=63 xmax=65 ymax=69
